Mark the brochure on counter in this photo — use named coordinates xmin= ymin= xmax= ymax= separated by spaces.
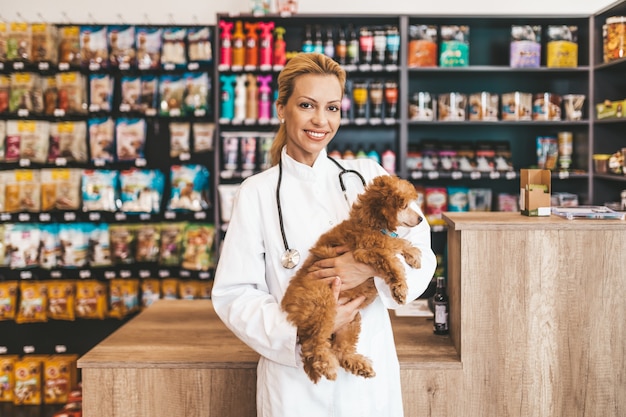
xmin=551 ymin=205 xmax=626 ymax=220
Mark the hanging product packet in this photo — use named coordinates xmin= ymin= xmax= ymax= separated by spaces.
xmin=135 ymin=223 xmax=161 ymax=263
xmin=161 ymin=27 xmax=187 ymax=68
xmin=109 ymin=224 xmax=136 ymax=265
xmin=57 ymin=25 xmax=81 ymax=66
xmin=167 ymin=164 xmax=210 ymax=212
xmin=159 ymin=73 xmax=185 ymax=116
xmin=0 ymin=22 xmax=8 ymax=62
xmin=119 ymin=75 xmax=141 ymax=112
xmin=0 ymin=281 xmax=19 ymax=321
xmin=182 ymin=72 xmax=210 ymax=116
xmin=16 ymin=280 xmax=48 ymax=324
xmin=161 ymin=278 xmax=179 ymax=299
xmin=88 ymin=117 xmax=115 ymax=163
xmin=118 ymin=168 xmax=164 ymax=214
xmin=108 ymin=278 xmax=140 ymax=319
xmin=115 ymin=117 xmax=146 ymax=162
xmin=38 ymin=223 xmax=59 ymax=270
xmin=169 ymin=121 xmax=191 ymax=158
xmin=181 ymin=223 xmax=216 ymax=271
xmin=42 ymin=75 xmax=57 ymax=115
xmin=136 ymin=26 xmax=162 ymax=70
xmin=4 ymin=169 xmax=41 ymax=213
xmin=75 ymin=280 xmax=108 ymax=319
xmin=9 ymin=72 xmax=43 ymax=114
xmin=89 ymin=73 xmax=113 ymax=112
xmin=80 ymin=25 xmax=108 ymax=68
xmin=87 ymin=222 xmax=111 ymax=267
xmin=139 ymin=74 xmax=158 ymax=114
xmin=6 ymin=224 xmax=40 ymax=269
xmin=0 ymin=75 xmax=9 ymax=114
xmin=40 ymin=168 xmax=82 ymax=211
xmin=81 ymin=169 xmax=119 ymax=212
xmin=7 ymin=22 xmax=31 ymax=62
xmin=47 ymin=280 xmax=76 ymax=321
xmin=108 ymin=25 xmax=136 ymax=69
xmin=158 ymin=222 xmax=186 ymax=266
xmin=57 ymin=223 xmax=89 ymax=268
xmin=141 ymin=278 xmax=161 ymax=309
xmin=187 ymin=26 xmax=213 ymax=63
xmin=56 ymin=71 xmax=87 ymax=115
xmin=48 ymin=121 xmax=88 ymax=164
xmin=192 ymin=122 xmax=215 ymax=153
xmin=30 ymin=23 xmax=58 ymax=64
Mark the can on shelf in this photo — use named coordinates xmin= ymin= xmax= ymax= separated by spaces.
xmin=603 ymin=16 xmax=626 ymax=63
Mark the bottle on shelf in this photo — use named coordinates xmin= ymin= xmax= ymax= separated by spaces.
xmin=231 ymin=20 xmax=246 ymax=68
xmin=335 ymin=26 xmax=347 ymax=65
xmin=302 ymin=25 xmax=314 ymax=53
xmin=313 ymin=25 xmax=324 ymax=54
xmin=273 ymin=26 xmax=287 ymax=67
xmin=433 ymin=276 xmax=449 ymax=336
xmin=324 ymin=26 xmax=335 ymax=59
xmin=367 ymin=145 xmax=380 ymax=164
xmin=381 ymin=148 xmax=396 ymax=175
xmin=346 ymin=24 xmax=359 ymax=66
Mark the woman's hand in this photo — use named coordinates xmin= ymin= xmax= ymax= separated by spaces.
xmin=330 ymin=277 xmax=365 ymax=333
xmin=312 ymin=246 xmax=376 ymax=291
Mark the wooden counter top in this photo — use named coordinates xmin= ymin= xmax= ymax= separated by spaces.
xmin=78 ymin=299 xmax=460 ymax=370
xmin=443 ymin=211 xmax=626 ymax=230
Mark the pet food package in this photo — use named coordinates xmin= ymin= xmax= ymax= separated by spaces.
xmin=40 ymin=168 xmax=81 ymax=211
xmin=136 ymin=26 xmax=163 ymax=70
xmin=108 ymin=25 xmax=136 ymax=68
xmin=13 ymin=355 xmax=44 ymax=405
xmin=75 ymin=280 xmax=108 ymax=320
xmin=55 ymin=71 xmax=88 ymax=115
xmin=170 ymin=122 xmax=191 ymax=158
xmin=9 ymin=72 xmax=44 ymax=115
xmin=0 ymin=354 xmax=19 ymax=402
xmin=141 ymin=279 xmax=161 ymax=308
xmin=181 ymin=223 xmax=216 ymax=271
xmin=510 ymin=25 xmax=541 ymax=68
xmin=48 ymin=121 xmax=88 ymax=164
xmin=16 ymin=281 xmax=48 ymax=324
xmin=447 ymin=186 xmax=469 ymax=212
xmin=81 ymin=169 xmax=119 ymax=212
xmin=39 ymin=223 xmax=59 ymax=270
xmin=119 ymin=169 xmax=164 ymax=214
xmin=135 ymin=224 xmax=161 ymax=263
xmin=30 ymin=23 xmax=58 ymax=64
xmin=0 ymin=76 xmax=9 ymax=114
xmin=501 ymin=91 xmax=532 ymax=121
xmin=57 ymin=223 xmax=89 ymax=268
xmin=80 ymin=25 xmax=108 ymax=68
xmin=182 ymin=72 xmax=210 ymax=116
xmin=408 ymin=25 xmax=438 ymax=67
xmin=109 ymin=224 xmax=136 ymax=265
xmin=187 ymin=26 xmax=213 ymax=63
xmin=532 ymin=92 xmax=561 ymax=121
xmin=179 ymin=280 xmax=200 ymax=300
xmin=424 ymin=187 xmax=448 ymax=227
xmin=57 ymin=25 xmax=81 ymax=66
xmin=0 ymin=281 xmax=18 ymax=321
xmin=468 ymin=188 xmax=493 ymax=211
xmin=108 ymin=278 xmax=140 ymax=319
xmin=603 ymin=16 xmax=626 ymax=63
xmin=161 ymin=278 xmax=180 ymax=300
xmin=6 ymin=224 xmax=41 ymax=269
xmin=469 ymin=92 xmax=499 ymax=121
xmin=438 ymin=92 xmax=467 ymax=121
xmin=167 ymin=164 xmax=211 ymax=212
xmin=192 ymin=122 xmax=215 ymax=153
xmin=161 ymin=27 xmax=187 ymax=68
xmin=439 ymin=25 xmax=469 ymax=67
xmin=4 ymin=169 xmax=41 ymax=213
xmin=87 ymin=222 xmax=111 ymax=267
xmin=5 ymin=120 xmax=49 ymax=164
xmin=89 ymin=73 xmax=113 ymax=112
xmin=47 ymin=280 xmax=76 ymax=321
xmin=115 ymin=117 xmax=146 ymax=162
xmin=6 ymin=22 xmax=31 ymax=62
xmin=43 ymin=354 xmax=78 ymax=404
xmin=547 ymin=25 xmax=578 ymax=67
xmin=159 ymin=222 xmax=186 ymax=266
xmin=88 ymin=117 xmax=115 ymax=163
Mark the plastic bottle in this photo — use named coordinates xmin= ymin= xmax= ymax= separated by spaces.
xmin=313 ymin=25 xmax=324 ymax=54
xmin=257 ymin=74 xmax=273 ymax=122
xmin=218 ymin=21 xmax=234 ymax=67
xmin=231 ymin=21 xmax=246 ymax=68
xmin=258 ymin=22 xmax=275 ymax=69
xmin=347 ymin=25 xmax=359 ymax=65
xmin=302 ymin=25 xmax=314 ymax=53
xmin=219 ymin=74 xmax=238 ymax=121
xmin=381 ymin=148 xmax=396 ymax=174
xmin=246 ymin=73 xmax=259 ymax=121
xmin=324 ymin=26 xmax=335 ymax=58
xmin=335 ymin=26 xmax=347 ymax=65
xmin=234 ymin=74 xmax=247 ymax=121
xmin=273 ymin=26 xmax=287 ymax=67
xmin=386 ymin=25 xmax=400 ymax=66
xmin=367 ymin=145 xmax=380 ymax=164
xmin=356 ymin=145 xmax=367 ymax=159
xmin=244 ymin=22 xmax=259 ymax=68
xmin=359 ymin=26 xmax=374 ymax=65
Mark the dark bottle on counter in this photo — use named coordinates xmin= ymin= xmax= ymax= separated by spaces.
xmin=433 ymin=276 xmax=449 ymax=335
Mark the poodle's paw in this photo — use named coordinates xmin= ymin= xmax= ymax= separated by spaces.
xmin=304 ymin=354 xmax=339 ymax=383
xmin=391 ymin=282 xmax=408 ymax=304
xmin=341 ymin=354 xmax=376 ymax=379
xmin=404 ymin=247 xmax=422 ymax=269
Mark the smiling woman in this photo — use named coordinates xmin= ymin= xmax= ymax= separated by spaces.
xmin=211 ymin=52 xmax=437 ymax=417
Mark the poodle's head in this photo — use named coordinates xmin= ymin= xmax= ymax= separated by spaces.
xmin=350 ymin=175 xmax=423 ymax=231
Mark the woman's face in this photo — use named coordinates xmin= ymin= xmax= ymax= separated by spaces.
xmin=277 ymin=74 xmax=342 ymax=166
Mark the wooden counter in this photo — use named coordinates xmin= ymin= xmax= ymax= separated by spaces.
xmin=79 ymin=212 xmax=626 ymax=417
xmin=78 ymin=298 xmax=459 ymax=417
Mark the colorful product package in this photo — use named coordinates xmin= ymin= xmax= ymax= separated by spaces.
xmin=159 ymin=222 xmax=186 ymax=266
xmin=31 ymin=23 xmax=58 ymax=64
xmin=57 ymin=223 xmax=89 ymax=268
xmin=48 ymin=121 xmax=88 ymax=163
xmin=161 ymin=278 xmax=179 ymax=300
xmin=47 ymin=280 xmax=76 ymax=321
xmin=13 ymin=355 xmax=44 ymax=405
xmin=135 ymin=224 xmax=161 ymax=263
xmin=55 ymin=71 xmax=87 ymax=115
xmin=89 ymin=73 xmax=113 ymax=112
xmin=88 ymin=117 xmax=115 ymax=163
xmin=109 ymin=224 xmax=136 ymax=265
xmin=181 ymin=223 xmax=216 ymax=271
xmin=136 ymin=26 xmax=163 ymax=70
xmin=81 ymin=169 xmax=119 ymax=212
xmin=510 ymin=25 xmax=541 ymax=68
xmin=440 ymin=25 xmax=469 ymax=67
xmin=75 ymin=280 xmax=108 ymax=320
xmin=40 ymin=168 xmax=82 ymax=211
xmin=108 ymin=278 xmax=140 ymax=319
xmin=187 ymin=26 xmax=213 ymax=63
xmin=57 ymin=25 xmax=81 ymax=66
xmin=167 ymin=164 xmax=210 ymax=212
xmin=0 ymin=281 xmax=19 ymax=321
xmin=7 ymin=22 xmax=31 ymax=62
xmin=80 ymin=25 xmax=108 ymax=68
xmin=468 ymin=188 xmax=493 ymax=211
xmin=7 ymin=224 xmax=41 ymax=269
xmin=170 ymin=122 xmax=191 ymax=158
xmin=16 ymin=281 xmax=48 ymax=324
xmin=87 ymin=222 xmax=111 ymax=267
xmin=0 ymin=354 xmax=19 ymax=402
xmin=43 ymin=354 xmax=78 ymax=404
xmin=424 ymin=187 xmax=448 ymax=226
xmin=447 ymin=186 xmax=470 ymax=212
xmin=547 ymin=25 xmax=578 ymax=68
xmin=161 ymin=27 xmax=187 ymax=68
xmin=108 ymin=25 xmax=136 ymax=68
xmin=408 ymin=24 xmax=438 ymax=67
xmin=141 ymin=279 xmax=161 ymax=309
xmin=4 ymin=169 xmax=41 ymax=213
xmin=9 ymin=72 xmax=43 ymax=114
xmin=38 ymin=223 xmax=59 ymax=270
xmin=119 ymin=169 xmax=164 ymax=214
xmin=115 ymin=117 xmax=146 ymax=162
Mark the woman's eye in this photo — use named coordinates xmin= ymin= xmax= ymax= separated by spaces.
xmin=328 ymin=105 xmax=339 ymax=112
xmin=300 ymin=102 xmax=313 ymax=109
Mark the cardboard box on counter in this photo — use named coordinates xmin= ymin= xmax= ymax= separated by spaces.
xmin=520 ymin=169 xmax=551 ymax=216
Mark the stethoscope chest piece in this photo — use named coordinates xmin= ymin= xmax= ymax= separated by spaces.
xmin=281 ymin=249 xmax=300 ymax=269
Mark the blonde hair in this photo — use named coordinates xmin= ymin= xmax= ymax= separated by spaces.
xmin=270 ymin=53 xmax=347 ymax=166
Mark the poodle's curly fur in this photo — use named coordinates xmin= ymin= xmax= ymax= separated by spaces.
xmin=281 ymin=175 xmax=423 ymax=383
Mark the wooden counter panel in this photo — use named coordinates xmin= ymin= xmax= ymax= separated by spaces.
xmin=453 ymin=226 xmax=626 ymax=417
xmin=444 ymin=211 xmax=626 ymax=230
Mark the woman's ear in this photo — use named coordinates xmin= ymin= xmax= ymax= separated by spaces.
xmin=276 ymin=103 xmax=284 ymax=121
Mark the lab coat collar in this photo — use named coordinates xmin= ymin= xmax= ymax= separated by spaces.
xmin=281 ymin=147 xmax=331 ymax=182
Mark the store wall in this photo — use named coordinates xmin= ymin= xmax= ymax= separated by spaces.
xmin=0 ymin=0 xmax=618 ymax=25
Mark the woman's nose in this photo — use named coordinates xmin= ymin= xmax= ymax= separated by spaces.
xmin=311 ymin=109 xmax=327 ymax=125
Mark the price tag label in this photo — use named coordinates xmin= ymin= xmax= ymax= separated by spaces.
xmin=199 ymin=272 xmax=210 ymax=280
xmin=180 ymin=270 xmax=191 ymax=277
xmin=18 ymin=213 xmax=31 ymax=222
xmin=411 ymin=171 xmax=423 ymax=180
xmin=13 ymin=62 xmax=24 ymax=70
xmin=38 ymin=62 xmax=49 ymax=71
xmin=115 ymin=212 xmax=127 ymax=221
xmin=470 ymin=171 xmax=481 ymax=180
xmin=427 ymin=171 xmax=439 ymax=180
xmin=120 ymin=270 xmax=131 ymax=278
xmin=505 ymin=171 xmax=516 ymax=180
xmin=55 ymin=345 xmax=67 ymax=353
xmin=39 ymin=213 xmax=51 ymax=222
xmin=20 ymin=271 xmax=33 ymax=279
xmin=23 ymin=345 xmax=35 ymax=354
xmin=489 ymin=171 xmax=501 ymax=179
xmin=188 ymin=62 xmax=199 ymax=71
xmin=159 ymin=269 xmax=170 ymax=278
xmin=194 ymin=211 xmax=207 ymax=220
xmin=139 ymin=270 xmax=151 ymax=278
xmin=104 ymin=271 xmax=116 ymax=280
xmin=79 ymin=270 xmax=91 ymax=279
xmin=64 ymin=212 xmax=76 ymax=221
xmin=451 ymin=171 xmax=463 ymax=180
xmin=50 ymin=271 xmax=62 ymax=278
xmin=165 ymin=211 xmax=176 ymax=220
xmin=139 ymin=213 xmax=151 ymax=221
xmin=558 ymin=171 xmax=570 ymax=179
xmin=89 ymin=212 xmax=101 ymax=221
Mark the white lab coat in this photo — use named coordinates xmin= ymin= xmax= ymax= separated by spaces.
xmin=212 ymin=147 xmax=437 ymax=417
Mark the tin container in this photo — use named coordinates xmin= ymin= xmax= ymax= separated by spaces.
xmin=557 ymin=131 xmax=573 ymax=170
xmin=469 ymin=92 xmax=499 ymax=121
xmin=603 ymin=16 xmax=626 ymax=63
xmin=438 ymin=92 xmax=467 ymax=121
xmin=408 ymin=25 xmax=438 ymax=67
xmin=546 ymin=25 xmax=578 ymax=67
xmin=439 ymin=25 xmax=469 ymax=67
xmin=409 ymin=92 xmax=436 ymax=121
xmin=510 ymin=25 xmax=541 ymax=68
xmin=501 ymin=92 xmax=532 ymax=121
xmin=532 ymin=92 xmax=562 ymax=121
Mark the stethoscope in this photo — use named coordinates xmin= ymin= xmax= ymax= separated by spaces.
xmin=277 ymin=155 xmax=366 ymax=269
